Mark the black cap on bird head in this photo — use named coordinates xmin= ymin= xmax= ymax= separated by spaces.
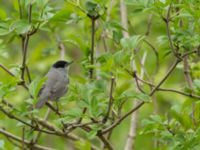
xmin=53 ymin=60 xmax=73 ymax=68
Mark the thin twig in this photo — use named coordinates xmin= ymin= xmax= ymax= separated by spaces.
xmin=21 ymin=34 xmax=30 ymax=81
xmin=28 ymin=3 xmax=32 ymax=23
xmin=89 ymin=18 xmax=96 ymax=79
xmin=33 ymin=108 xmax=51 ymax=144
xmin=97 ymin=132 xmax=113 ymax=150
xmin=26 ymin=65 xmax=32 ymax=83
xmin=164 ymin=2 xmax=177 ymax=56
xmin=149 ymin=59 xmax=180 ymax=96
xmin=103 ymin=76 xmax=115 ymax=123
xmin=145 ymin=14 xmax=153 ymax=36
xmin=0 ymin=64 xmax=15 ymax=77
xmin=120 ymin=0 xmax=129 ymax=38
xmin=18 ymin=0 xmax=23 ymax=19
xmin=133 ymin=74 xmax=200 ymax=99
xmin=0 ymin=128 xmax=54 ymax=150
xmin=76 ymin=107 xmax=87 ymax=124
xmin=22 ymin=127 xmax=25 ymax=150
xmin=56 ymin=36 xmax=66 ymax=60
xmin=102 ymin=59 xmax=180 ymax=134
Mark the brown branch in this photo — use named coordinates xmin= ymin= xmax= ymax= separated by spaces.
xmin=28 ymin=4 xmax=32 ymax=23
xmin=181 ymin=50 xmax=197 ymax=58
xmin=144 ymin=40 xmax=159 ymax=74
xmin=149 ymin=59 xmax=180 ymax=96
xmin=0 ymin=104 xmax=62 ymax=136
xmin=76 ymin=107 xmax=87 ymax=124
xmin=26 ymin=65 xmax=32 ymax=83
xmin=133 ymin=74 xmax=200 ymax=100
xmin=21 ymin=33 xmax=30 ymax=81
xmin=97 ymin=132 xmax=113 ymax=150
xmin=102 ymin=101 xmax=145 ymax=134
xmin=56 ymin=36 xmax=66 ymax=60
xmin=18 ymin=0 xmax=23 ymax=19
xmin=102 ymin=59 xmax=180 ymax=134
xmin=45 ymin=102 xmax=62 ymax=116
xmin=0 ymin=128 xmax=54 ymax=150
xmin=33 ymin=108 xmax=51 ymax=144
xmin=21 ymin=3 xmax=33 ymax=80
xmin=0 ymin=105 xmax=35 ymax=128
xmin=22 ymin=127 xmax=25 ymax=150
xmin=164 ymin=2 xmax=178 ymax=57
xmin=89 ymin=17 xmax=96 ymax=79
xmin=0 ymin=64 xmax=15 ymax=77
xmin=145 ymin=14 xmax=153 ymax=36
xmin=103 ymin=76 xmax=115 ymax=123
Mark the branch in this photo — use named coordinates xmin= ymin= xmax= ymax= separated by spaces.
xmin=0 ymin=103 xmax=63 ymax=136
xmin=145 ymin=14 xmax=153 ymax=36
xmin=0 ymin=128 xmax=54 ymax=150
xmin=0 ymin=64 xmax=15 ymax=77
xmin=97 ymin=132 xmax=113 ymax=150
xmin=26 ymin=65 xmax=32 ymax=83
xmin=149 ymin=59 xmax=180 ymax=96
xmin=21 ymin=32 xmax=30 ymax=81
xmin=131 ymin=74 xmax=200 ymax=100
xmin=56 ymin=36 xmax=66 ymax=60
xmin=33 ymin=108 xmax=51 ymax=144
xmin=18 ymin=0 xmax=23 ymax=19
xmin=89 ymin=17 xmax=96 ymax=79
xmin=103 ymin=76 xmax=115 ymax=123
xmin=120 ymin=0 xmax=129 ymax=38
xmin=164 ymin=2 xmax=178 ymax=57
xmin=22 ymin=127 xmax=25 ymax=149
xmin=102 ymin=59 xmax=180 ymax=134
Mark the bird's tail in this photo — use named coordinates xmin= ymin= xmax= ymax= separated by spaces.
xmin=35 ymin=99 xmax=46 ymax=109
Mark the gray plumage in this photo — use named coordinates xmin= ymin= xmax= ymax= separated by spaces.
xmin=35 ymin=60 xmax=71 ymax=109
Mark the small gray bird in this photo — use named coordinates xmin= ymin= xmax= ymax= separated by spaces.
xmin=35 ymin=60 xmax=72 ymax=109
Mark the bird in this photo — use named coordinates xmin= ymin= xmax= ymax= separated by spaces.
xmin=35 ymin=60 xmax=72 ymax=109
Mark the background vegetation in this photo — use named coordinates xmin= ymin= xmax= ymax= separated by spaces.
xmin=0 ymin=0 xmax=200 ymax=150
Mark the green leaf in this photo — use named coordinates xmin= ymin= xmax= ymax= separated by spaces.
xmin=50 ymin=7 xmax=70 ymax=22
xmin=0 ymin=21 xmax=11 ymax=36
xmin=85 ymin=1 xmax=102 ymax=17
xmin=120 ymin=35 xmax=145 ymax=50
xmin=75 ymin=140 xmax=91 ymax=150
xmin=29 ymin=77 xmax=47 ymax=99
xmin=0 ymin=80 xmax=17 ymax=98
xmin=10 ymin=20 xmax=32 ymax=34
xmin=114 ymin=50 xmax=131 ymax=65
xmin=87 ymin=130 xmax=97 ymax=139
xmin=105 ymin=21 xmax=127 ymax=31
xmin=136 ymin=93 xmax=151 ymax=102
xmin=64 ymin=108 xmax=82 ymax=119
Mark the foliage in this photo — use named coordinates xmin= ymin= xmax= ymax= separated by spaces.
xmin=0 ymin=0 xmax=199 ymax=150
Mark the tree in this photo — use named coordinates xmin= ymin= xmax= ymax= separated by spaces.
xmin=0 ymin=0 xmax=200 ymax=149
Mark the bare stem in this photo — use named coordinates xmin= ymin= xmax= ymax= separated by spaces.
xmin=102 ymin=59 xmax=180 ymax=134
xmin=164 ymin=2 xmax=179 ymax=57
xmin=89 ymin=18 xmax=96 ymax=79
xmin=97 ymin=133 xmax=113 ymax=150
xmin=33 ymin=108 xmax=51 ymax=144
xmin=18 ymin=0 xmax=23 ymax=19
xmin=22 ymin=127 xmax=25 ymax=150
xmin=0 ymin=128 xmax=54 ymax=150
xmin=103 ymin=76 xmax=115 ymax=123
xmin=0 ymin=64 xmax=15 ymax=77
